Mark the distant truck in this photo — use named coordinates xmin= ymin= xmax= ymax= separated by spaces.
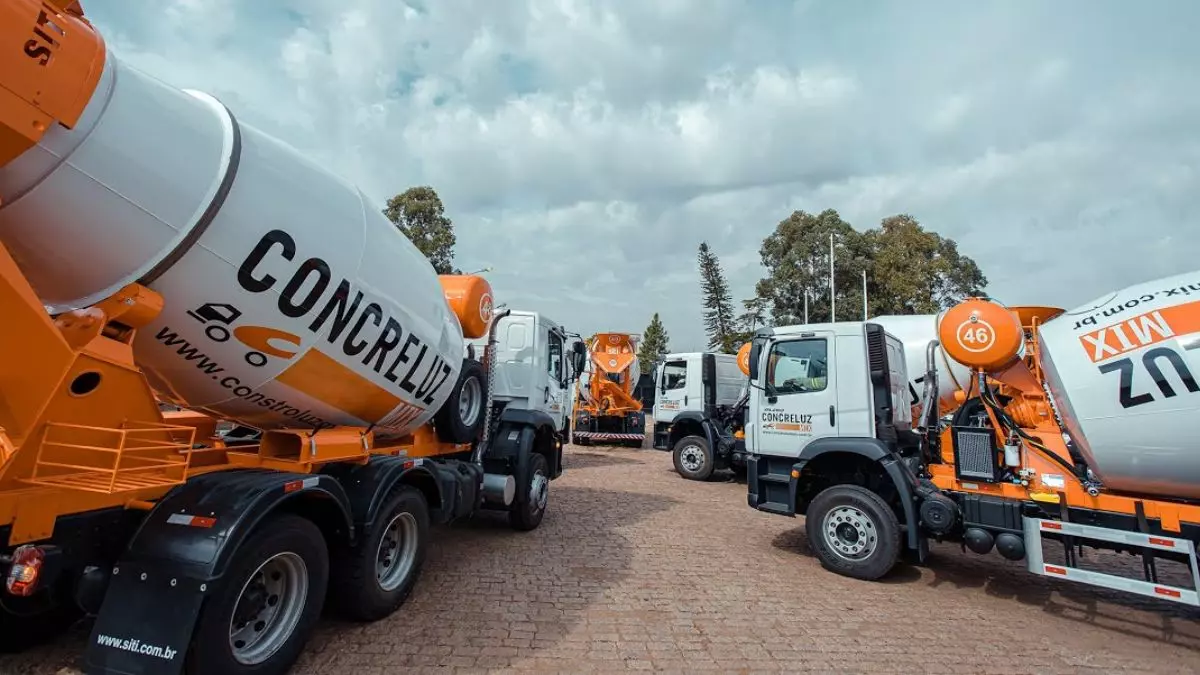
xmin=652 ymin=351 xmax=749 ymax=480
xmin=572 ymin=333 xmax=647 ymax=447
xmin=469 ymin=310 xmax=587 ymax=448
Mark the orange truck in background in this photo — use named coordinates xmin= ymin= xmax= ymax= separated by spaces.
xmin=0 ymin=2 xmax=567 ymax=673
xmin=571 ymin=332 xmax=647 ymax=448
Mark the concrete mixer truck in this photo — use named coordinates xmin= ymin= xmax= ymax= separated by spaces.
xmin=0 ymin=2 xmax=569 ymax=673
xmin=739 ymin=270 xmax=1200 ymax=608
xmin=571 ymin=332 xmax=647 ymax=448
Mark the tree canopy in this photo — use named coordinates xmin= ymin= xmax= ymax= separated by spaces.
xmin=383 ymin=186 xmax=459 ymax=274
xmin=752 ymin=209 xmax=987 ymax=325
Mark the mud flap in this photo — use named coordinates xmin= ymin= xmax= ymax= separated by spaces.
xmin=83 ymin=560 xmax=206 ymax=674
xmin=78 ymin=468 xmax=353 ymax=674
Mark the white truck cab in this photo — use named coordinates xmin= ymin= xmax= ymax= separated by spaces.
xmin=470 ymin=310 xmax=587 ymax=443
xmin=652 ymin=351 xmax=750 ymax=479
xmin=742 ymin=320 xmax=933 ymax=579
xmin=744 ymin=322 xmax=910 ymax=461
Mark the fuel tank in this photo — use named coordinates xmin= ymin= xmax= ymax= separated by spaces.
xmin=0 ymin=52 xmax=476 ymax=440
xmin=871 ymin=314 xmax=974 ymax=414
xmin=1036 ymin=269 xmax=1200 ymax=499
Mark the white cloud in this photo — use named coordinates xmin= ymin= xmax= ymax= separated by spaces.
xmin=81 ymin=0 xmax=1200 ymax=351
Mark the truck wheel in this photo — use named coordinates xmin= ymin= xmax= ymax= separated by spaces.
xmin=509 ymin=452 xmax=550 ymax=532
xmin=329 ymin=486 xmax=429 ymax=622
xmin=186 ymin=514 xmax=328 ymax=675
xmin=434 ymin=359 xmax=486 ymax=444
xmin=804 ymin=485 xmax=901 ymax=581
xmin=672 ymin=435 xmax=714 ymax=481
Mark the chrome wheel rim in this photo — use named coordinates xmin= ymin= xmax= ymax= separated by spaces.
xmin=822 ymin=505 xmax=877 ymax=561
xmin=459 ymin=377 xmax=482 ymax=426
xmin=679 ymin=445 xmax=705 ymax=473
xmin=530 ymin=469 xmax=549 ymax=512
xmin=376 ymin=511 xmax=419 ymax=591
xmin=229 ymin=552 xmax=308 ymax=665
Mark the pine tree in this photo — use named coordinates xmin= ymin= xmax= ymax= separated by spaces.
xmin=637 ymin=313 xmax=670 ymax=374
xmin=731 ymin=296 xmax=768 ymax=344
xmin=697 ymin=242 xmax=738 ymax=353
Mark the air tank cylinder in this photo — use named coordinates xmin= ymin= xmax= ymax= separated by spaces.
xmin=0 ymin=52 xmax=469 ymax=441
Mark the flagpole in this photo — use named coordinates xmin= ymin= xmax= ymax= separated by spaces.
xmin=829 ymin=233 xmax=836 ymax=323
xmin=862 ymin=270 xmax=868 ymax=320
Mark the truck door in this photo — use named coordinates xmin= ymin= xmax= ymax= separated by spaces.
xmin=546 ymin=330 xmax=568 ymax=430
xmin=656 ymin=358 xmax=688 ymax=423
xmin=751 ymin=333 xmax=839 ymax=458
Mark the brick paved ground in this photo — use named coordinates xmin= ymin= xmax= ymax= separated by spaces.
xmin=3 ymin=444 xmax=1200 ymax=674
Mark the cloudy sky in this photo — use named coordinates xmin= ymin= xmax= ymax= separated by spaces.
xmin=87 ymin=0 xmax=1199 ymax=351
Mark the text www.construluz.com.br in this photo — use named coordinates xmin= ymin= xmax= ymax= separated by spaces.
xmin=152 ymin=326 xmax=332 ymax=429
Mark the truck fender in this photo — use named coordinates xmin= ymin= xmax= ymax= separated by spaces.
xmin=792 ymin=437 xmax=923 ymax=553
xmin=319 ymin=456 xmax=446 ymax=529
xmin=669 ymin=412 xmax=722 ymax=454
xmin=495 ymin=407 xmax=562 ymax=479
xmin=486 ymin=420 xmax=547 ymax=507
xmin=83 ymin=469 xmax=353 ymax=675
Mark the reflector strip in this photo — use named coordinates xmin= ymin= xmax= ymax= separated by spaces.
xmin=166 ymin=513 xmax=217 ymax=528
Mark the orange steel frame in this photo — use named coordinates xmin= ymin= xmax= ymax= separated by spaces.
xmin=926 ymin=306 xmax=1200 ymax=534
xmin=0 ymin=0 xmax=469 ymax=549
xmin=574 ymin=333 xmax=643 ymax=417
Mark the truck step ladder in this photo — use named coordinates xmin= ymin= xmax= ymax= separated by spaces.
xmin=1023 ymin=516 xmax=1200 ymax=607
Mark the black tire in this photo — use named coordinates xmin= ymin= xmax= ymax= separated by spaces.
xmin=434 ymin=359 xmax=486 ymax=444
xmin=509 ymin=452 xmax=550 ymax=532
xmin=672 ymin=435 xmax=714 ymax=481
xmin=328 ymin=486 xmax=429 ymax=622
xmin=804 ymin=484 xmax=901 ymax=581
xmin=0 ymin=583 xmax=82 ymax=653
xmin=186 ymin=514 xmax=328 ymax=675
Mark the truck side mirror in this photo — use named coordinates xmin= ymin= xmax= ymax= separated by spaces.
xmin=572 ymin=350 xmax=586 ymax=377
xmin=748 ymin=340 xmax=763 ymax=381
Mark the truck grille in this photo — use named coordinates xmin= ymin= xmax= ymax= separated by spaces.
xmin=952 ymin=427 xmax=1000 ymax=482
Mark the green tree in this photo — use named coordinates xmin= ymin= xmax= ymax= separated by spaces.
xmin=731 ymin=296 xmax=769 ymax=344
xmin=383 ymin=186 xmax=459 ymax=274
xmin=637 ymin=313 xmax=670 ymax=374
xmin=750 ymin=209 xmax=987 ymax=324
xmin=865 ymin=214 xmax=988 ymax=314
xmin=697 ymin=242 xmax=739 ymax=353
xmin=753 ymin=209 xmax=872 ymax=325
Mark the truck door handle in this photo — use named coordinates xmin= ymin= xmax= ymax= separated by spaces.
xmin=829 ymin=405 xmax=836 ymax=426
xmin=684 ymin=395 xmax=688 ymax=406
xmin=544 ymin=387 xmax=550 ymax=403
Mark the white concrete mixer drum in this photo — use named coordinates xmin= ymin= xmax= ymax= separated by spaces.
xmin=0 ymin=53 xmax=482 ymax=443
xmin=870 ymin=314 xmax=973 ymax=414
xmin=1036 ymin=269 xmax=1200 ymax=500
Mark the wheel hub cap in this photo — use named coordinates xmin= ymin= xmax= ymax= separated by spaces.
xmin=822 ymin=505 xmax=877 ymax=560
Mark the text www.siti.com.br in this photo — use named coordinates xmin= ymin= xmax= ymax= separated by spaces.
xmin=95 ymin=633 xmax=178 ymax=661
xmin=153 ymin=326 xmax=334 ymax=429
